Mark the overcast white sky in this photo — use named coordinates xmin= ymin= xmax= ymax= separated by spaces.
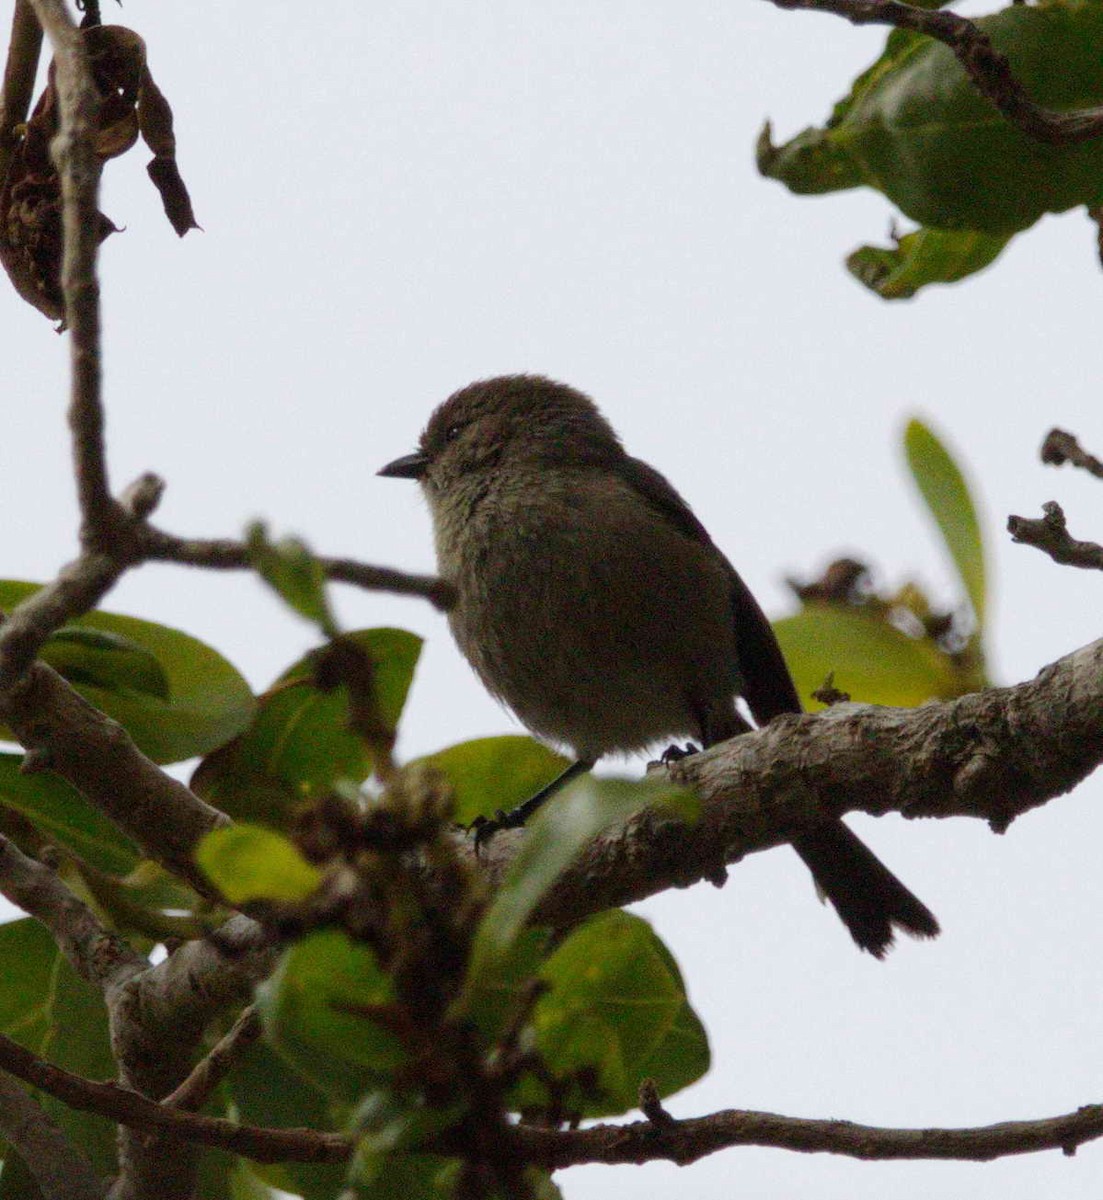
xmin=4 ymin=3 xmax=1103 ymax=1197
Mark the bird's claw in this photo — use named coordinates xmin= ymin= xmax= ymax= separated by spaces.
xmin=659 ymin=742 xmax=699 ymax=764
xmin=470 ymin=808 xmax=517 ymax=853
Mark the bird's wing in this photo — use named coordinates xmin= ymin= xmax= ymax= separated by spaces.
xmin=619 ymin=454 xmax=802 ymax=724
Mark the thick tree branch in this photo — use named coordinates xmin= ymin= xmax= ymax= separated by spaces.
xmin=0 ymin=1070 xmax=105 ymax=1200
xmin=0 ymin=661 xmax=228 ymax=895
xmin=474 ymin=637 xmax=1103 ymax=929
xmin=764 ymin=0 xmax=1103 ymax=145
xmin=0 ymin=835 xmax=144 ymax=991
xmin=1008 ymin=502 xmax=1103 ymax=571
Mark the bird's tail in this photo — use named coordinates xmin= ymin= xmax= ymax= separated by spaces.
xmin=792 ymin=822 xmax=940 ymax=958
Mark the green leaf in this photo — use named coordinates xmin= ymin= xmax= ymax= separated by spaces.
xmin=40 ymin=627 xmax=170 ymax=700
xmin=412 ymin=736 xmax=570 ymax=825
xmin=196 ymin=1147 xmax=283 ymax=1200
xmin=0 ymin=754 xmax=138 ymax=874
xmin=229 ymin=1041 xmax=348 ymax=1198
xmin=196 ymin=824 xmax=322 ymax=903
xmin=904 ymin=419 xmax=987 ymax=627
xmin=346 ymin=1145 xmax=458 ymax=1200
xmin=774 ymin=605 xmax=965 ymax=707
xmin=462 ymin=777 xmax=696 ymax=1001
xmin=247 ymin=522 xmax=337 ymax=637
xmin=256 ymin=929 xmax=406 ymax=1103
xmin=847 ymin=227 xmax=1011 ymax=299
xmin=192 ymin=629 xmax=422 ymax=825
xmin=0 ymin=919 xmax=116 ymax=1180
xmin=518 ymin=910 xmax=708 ymax=1118
xmin=0 ymin=581 xmax=255 ymax=765
xmin=759 ymin=0 xmax=1103 ymax=239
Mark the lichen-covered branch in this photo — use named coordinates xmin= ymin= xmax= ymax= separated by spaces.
xmin=0 ymin=835 xmax=144 ymax=990
xmin=474 ymin=637 xmax=1103 ymax=928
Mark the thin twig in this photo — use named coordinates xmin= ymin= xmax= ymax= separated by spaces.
xmin=142 ymin=526 xmax=455 ymax=609
xmin=507 ymin=1102 xmax=1103 ymax=1167
xmin=163 ymin=1005 xmax=262 ymax=1112
xmin=2 ymin=1021 xmax=1103 ymax=1171
xmin=0 ymin=1070 xmax=104 ymax=1200
xmin=764 ymin=0 xmax=1103 ymax=145
xmin=1041 ymin=428 xmax=1103 ymax=479
xmin=27 ymin=0 xmax=120 ymax=545
xmin=0 ymin=0 xmax=42 ymax=185
xmin=1008 ymin=502 xmax=1103 ymax=571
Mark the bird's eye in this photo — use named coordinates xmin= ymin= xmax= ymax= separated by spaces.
xmin=444 ymin=423 xmax=463 ymax=443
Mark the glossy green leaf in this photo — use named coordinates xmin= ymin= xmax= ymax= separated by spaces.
xmin=774 ymin=605 xmax=963 ymax=708
xmin=247 ymin=522 xmax=337 ymax=637
xmin=346 ymin=1146 xmax=458 ymax=1200
xmin=196 ymin=1148 xmax=283 ymax=1200
xmin=257 ymin=929 xmax=406 ymax=1103
xmin=40 ymin=627 xmax=170 ymax=700
xmin=0 ymin=754 xmax=138 ymax=874
xmin=847 ymin=227 xmax=1011 ymax=299
xmin=904 ymin=419 xmax=987 ymax=626
xmin=759 ymin=0 xmax=1103 ymax=236
xmin=192 ymin=629 xmax=422 ymax=825
xmin=229 ymin=1041 xmax=347 ymax=1198
xmin=0 ymin=581 xmax=255 ymax=765
xmin=463 ymin=777 xmax=696 ymax=1001
xmin=0 ymin=919 xmax=116 ymax=1180
xmin=196 ymin=824 xmax=322 ymax=903
xmin=519 ymin=910 xmax=707 ymax=1117
xmin=412 ymin=736 xmax=569 ymax=825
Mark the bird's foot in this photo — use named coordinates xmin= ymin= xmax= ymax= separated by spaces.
xmin=658 ymin=742 xmax=699 ymax=765
xmin=469 ymin=807 xmax=525 ymax=853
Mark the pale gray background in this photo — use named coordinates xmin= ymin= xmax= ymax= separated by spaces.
xmin=3 ymin=3 xmax=1103 ymax=1198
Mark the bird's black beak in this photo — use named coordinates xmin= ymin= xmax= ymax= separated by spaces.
xmin=378 ymin=451 xmax=429 ymax=480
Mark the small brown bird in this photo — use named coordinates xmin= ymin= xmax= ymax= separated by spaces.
xmin=379 ymin=375 xmax=939 ymax=956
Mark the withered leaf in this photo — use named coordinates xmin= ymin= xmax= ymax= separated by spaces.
xmin=0 ymin=24 xmax=199 ymax=321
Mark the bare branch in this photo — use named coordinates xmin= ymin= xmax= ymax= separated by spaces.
xmin=142 ymin=526 xmax=455 ymax=609
xmin=2 ymin=1020 xmax=1102 ymax=1173
xmin=27 ymin=0 xmax=120 ymax=544
xmin=474 ymin=637 xmax=1103 ymax=929
xmin=764 ymin=0 xmax=1103 ymax=145
xmin=0 ymin=1028 xmax=349 ymax=1165
xmin=507 ymin=1101 xmax=1103 ymax=1168
xmin=0 ymin=1070 xmax=104 ymax=1200
xmin=1041 ymin=428 xmax=1103 ymax=479
xmin=163 ymin=1005 xmax=262 ymax=1112
xmin=0 ymin=835 xmax=144 ymax=990
xmin=1008 ymin=501 xmax=1103 ymax=571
